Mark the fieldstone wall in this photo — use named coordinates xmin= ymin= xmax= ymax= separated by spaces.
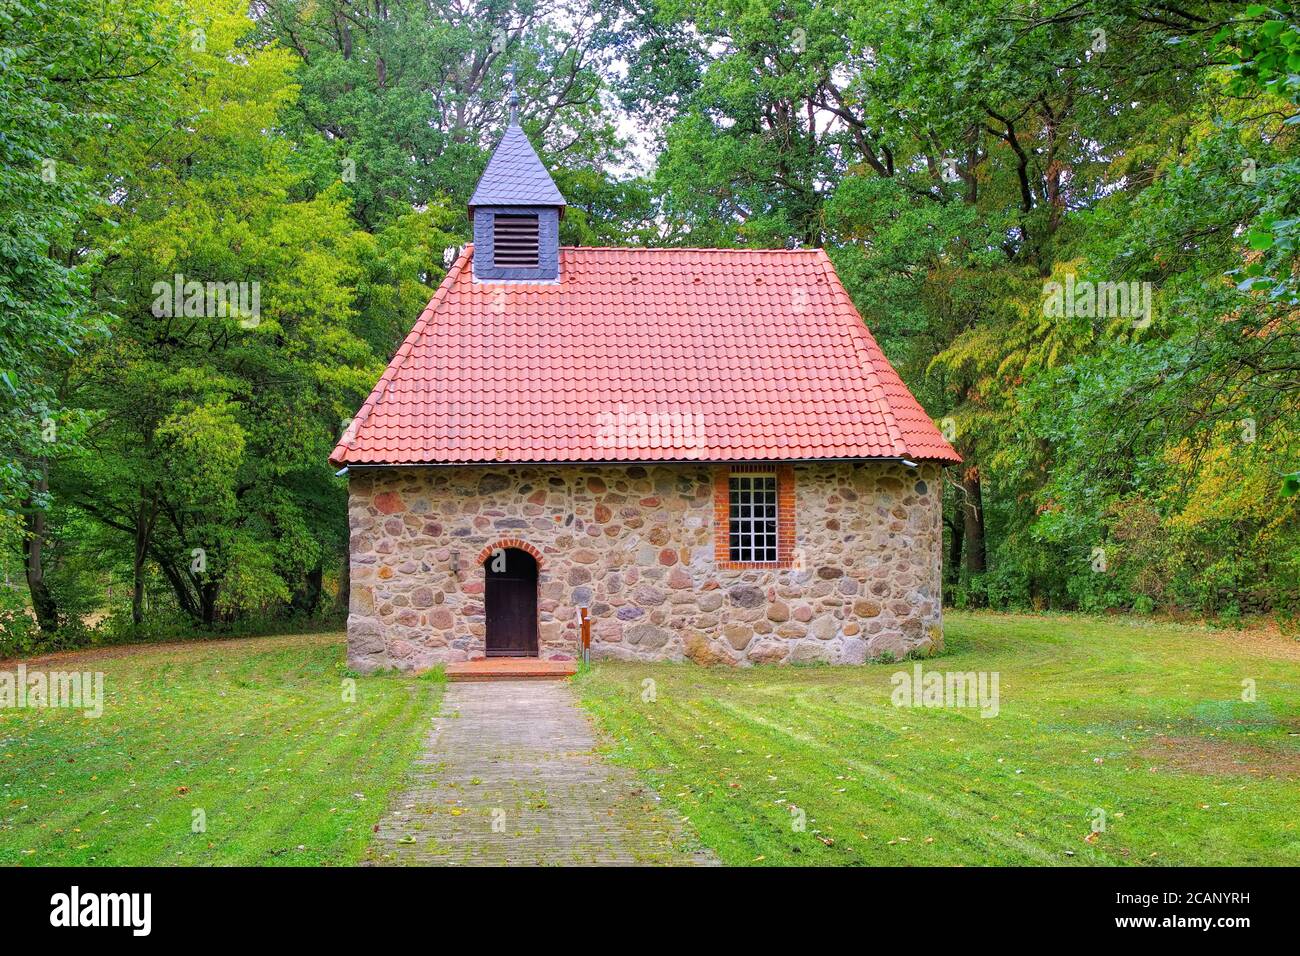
xmin=346 ymin=461 xmax=944 ymax=672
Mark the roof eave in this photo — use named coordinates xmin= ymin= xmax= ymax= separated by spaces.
xmin=333 ymin=454 xmax=961 ymax=470
xmin=467 ymin=200 xmax=566 ymax=218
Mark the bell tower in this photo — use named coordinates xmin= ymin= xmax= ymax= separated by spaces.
xmin=468 ymin=82 xmax=565 ymax=282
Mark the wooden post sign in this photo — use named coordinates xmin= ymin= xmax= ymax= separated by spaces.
xmin=579 ymin=606 xmax=591 ymax=665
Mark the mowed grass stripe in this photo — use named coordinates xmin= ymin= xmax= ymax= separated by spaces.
xmin=766 ymin=696 xmax=1083 ymax=857
xmin=224 ymin=680 xmax=434 ymax=865
xmin=225 ymin=673 xmax=435 ymax=865
xmin=9 ymin=648 xmax=362 ymax=862
xmin=577 ymin=611 xmax=1300 ymax=866
xmin=148 ymin=678 xmax=430 ymax=865
xmin=783 ymin=690 xmax=1169 ymax=858
xmin=701 ymin=695 xmax=1066 ymax=864
xmin=0 ymin=634 xmax=441 ymax=866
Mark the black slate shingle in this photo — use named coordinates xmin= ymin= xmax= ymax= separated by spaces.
xmin=469 ymin=123 xmax=567 ymax=209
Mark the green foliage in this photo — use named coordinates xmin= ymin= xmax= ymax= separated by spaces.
xmin=1219 ymin=6 xmax=1300 ymax=304
xmin=254 ymin=0 xmax=625 ymax=229
xmin=0 ymin=0 xmax=169 ymax=510
xmin=48 ymin=0 xmax=394 ymax=630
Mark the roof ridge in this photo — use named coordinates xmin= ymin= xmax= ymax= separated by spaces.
xmin=329 ymin=247 xmax=471 ymax=465
xmin=814 ymin=248 xmax=911 ymax=458
xmin=558 ymin=245 xmax=825 ymax=254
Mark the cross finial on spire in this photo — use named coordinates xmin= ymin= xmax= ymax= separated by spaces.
xmin=507 ymin=65 xmax=519 ymax=125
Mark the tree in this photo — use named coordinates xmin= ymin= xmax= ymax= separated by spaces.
xmin=0 ymin=0 xmax=171 ymax=632
xmin=51 ymin=0 xmax=457 ymax=629
xmin=254 ymin=0 xmax=624 ymax=230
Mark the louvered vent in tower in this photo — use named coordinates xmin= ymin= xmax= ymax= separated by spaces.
xmin=493 ymin=214 xmax=540 ymax=268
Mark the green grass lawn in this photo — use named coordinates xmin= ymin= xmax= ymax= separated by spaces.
xmin=0 ymin=634 xmax=441 ymax=866
xmin=576 ymin=612 xmax=1300 ymax=866
xmin=4 ymin=614 xmax=1297 ymax=867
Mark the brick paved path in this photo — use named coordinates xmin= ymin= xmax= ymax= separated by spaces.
xmin=363 ymin=681 xmax=718 ymax=866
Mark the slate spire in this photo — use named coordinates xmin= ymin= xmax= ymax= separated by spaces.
xmin=468 ymin=115 xmax=566 ymax=212
xmin=469 ymin=90 xmax=565 ymax=281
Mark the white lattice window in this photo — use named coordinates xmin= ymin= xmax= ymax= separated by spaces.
xmin=729 ymin=473 xmax=778 ymax=563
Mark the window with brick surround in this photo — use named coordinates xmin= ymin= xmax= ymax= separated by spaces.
xmin=713 ymin=464 xmax=796 ymax=569
xmin=729 ymin=473 xmax=777 ymax=562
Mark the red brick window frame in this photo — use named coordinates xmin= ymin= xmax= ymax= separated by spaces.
xmin=714 ymin=463 xmax=796 ymax=570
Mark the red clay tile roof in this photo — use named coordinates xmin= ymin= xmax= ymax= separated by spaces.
xmin=330 ymin=245 xmax=960 ymax=466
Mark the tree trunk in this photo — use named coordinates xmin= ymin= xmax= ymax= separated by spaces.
xmin=131 ymin=550 xmax=145 ymax=626
xmin=336 ymin=551 xmax=350 ymax=614
xmin=200 ymin=582 xmax=219 ymax=628
xmin=307 ymin=565 xmax=323 ymax=616
xmin=947 ymin=513 xmax=964 ymax=585
xmin=22 ymin=464 xmax=60 ymax=633
xmin=154 ymin=552 xmax=201 ymax=621
xmin=292 ymin=565 xmax=324 ymax=617
xmin=962 ymin=467 xmax=987 ymax=575
xmin=131 ymin=500 xmax=156 ymax=626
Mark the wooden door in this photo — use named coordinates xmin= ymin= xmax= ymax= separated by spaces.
xmin=484 ymin=548 xmax=538 ymax=657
